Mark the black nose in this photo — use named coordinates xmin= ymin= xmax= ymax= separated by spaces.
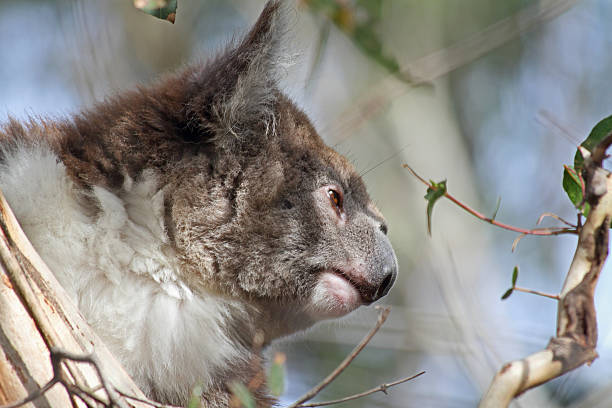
xmin=374 ymin=265 xmax=396 ymax=301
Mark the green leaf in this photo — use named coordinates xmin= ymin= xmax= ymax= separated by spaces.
xmin=267 ymin=353 xmax=286 ymax=397
xmin=563 ymin=165 xmax=583 ymax=207
xmin=511 ymin=266 xmax=518 ymax=286
xmin=562 ymin=165 xmax=590 ymax=217
xmin=133 ymin=0 xmax=177 ymax=23
xmin=574 ymin=114 xmax=612 ymax=171
xmin=501 ymin=288 xmax=513 ymax=300
xmin=229 ymin=382 xmax=255 ymax=408
xmin=187 ymin=384 xmax=203 ymax=408
xmin=424 ymin=180 xmax=447 ymax=236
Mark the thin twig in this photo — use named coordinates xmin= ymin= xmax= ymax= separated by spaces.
xmin=513 ymin=286 xmax=560 ymax=301
xmin=0 ymin=348 xmax=133 ymax=408
xmin=287 ymin=306 xmax=391 ymax=408
xmin=295 ymin=371 xmax=426 ymax=407
xmin=537 ymin=212 xmax=576 ymax=228
xmin=51 ymin=348 xmax=128 ymax=408
xmin=116 ymin=390 xmax=178 ymax=408
xmin=64 ymin=383 xmax=106 ymax=407
xmin=403 ymin=164 xmax=578 ymax=237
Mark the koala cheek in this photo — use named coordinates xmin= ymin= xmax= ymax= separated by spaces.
xmin=307 ymin=272 xmax=362 ymax=320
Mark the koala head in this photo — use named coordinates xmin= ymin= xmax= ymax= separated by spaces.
xmin=163 ymin=1 xmax=398 ymax=334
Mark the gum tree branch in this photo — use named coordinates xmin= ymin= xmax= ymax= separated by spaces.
xmin=479 ymin=134 xmax=612 ymax=407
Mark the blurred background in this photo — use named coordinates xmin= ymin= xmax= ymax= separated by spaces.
xmin=2 ymin=0 xmax=612 ymax=406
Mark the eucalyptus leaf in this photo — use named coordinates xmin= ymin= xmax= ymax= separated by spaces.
xmin=501 ymin=288 xmax=513 ymax=300
xmin=424 ymin=180 xmax=447 ymax=236
xmin=574 ymin=114 xmax=612 ymax=171
xmin=562 ymin=165 xmax=590 ymax=217
xmin=562 ymin=165 xmax=583 ymax=208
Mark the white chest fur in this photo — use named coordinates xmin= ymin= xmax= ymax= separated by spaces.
xmin=0 ymin=143 xmax=249 ymax=403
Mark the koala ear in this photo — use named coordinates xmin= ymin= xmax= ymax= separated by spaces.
xmin=186 ymin=0 xmax=288 ymax=146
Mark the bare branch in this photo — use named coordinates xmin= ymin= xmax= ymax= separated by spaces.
xmin=287 ymin=306 xmax=391 ymax=408
xmin=296 ymin=371 xmax=426 ymax=407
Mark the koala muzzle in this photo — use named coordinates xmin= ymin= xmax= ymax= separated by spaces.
xmin=361 ymin=262 xmax=396 ymax=304
xmin=361 ymin=230 xmax=398 ymax=303
xmin=376 ymin=263 xmax=396 ymax=299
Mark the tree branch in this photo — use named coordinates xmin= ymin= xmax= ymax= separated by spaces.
xmin=479 ymin=137 xmax=612 ymax=407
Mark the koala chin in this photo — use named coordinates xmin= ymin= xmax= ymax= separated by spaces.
xmin=0 ymin=1 xmax=397 ymax=406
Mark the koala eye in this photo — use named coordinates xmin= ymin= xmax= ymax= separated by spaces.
xmin=327 ymin=188 xmax=343 ymax=214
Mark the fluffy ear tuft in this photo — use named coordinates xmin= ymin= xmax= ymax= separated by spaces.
xmin=187 ymin=0 xmax=290 ymax=146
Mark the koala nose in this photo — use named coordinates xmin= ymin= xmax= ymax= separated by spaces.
xmin=373 ymin=263 xmax=397 ymax=301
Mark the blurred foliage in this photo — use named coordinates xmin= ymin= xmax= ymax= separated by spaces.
xmin=133 ymin=0 xmax=177 ymax=23
xmin=229 ymin=381 xmax=256 ymax=408
xmin=268 ymin=352 xmax=286 ymax=397
xmin=302 ymin=0 xmax=410 ymax=82
xmin=226 ymin=353 xmax=286 ymax=407
xmin=187 ymin=384 xmax=204 ymax=408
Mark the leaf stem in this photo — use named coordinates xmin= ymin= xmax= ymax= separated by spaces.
xmin=513 ymin=286 xmax=560 ymax=301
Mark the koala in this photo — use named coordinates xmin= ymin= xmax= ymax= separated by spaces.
xmin=0 ymin=1 xmax=397 ymax=406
